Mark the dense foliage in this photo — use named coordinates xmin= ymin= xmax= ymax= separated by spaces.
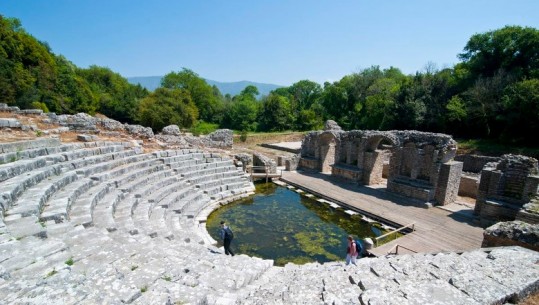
xmin=1 ymin=15 xmax=538 ymax=145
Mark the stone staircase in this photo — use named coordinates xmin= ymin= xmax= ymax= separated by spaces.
xmin=0 ymin=138 xmax=538 ymax=304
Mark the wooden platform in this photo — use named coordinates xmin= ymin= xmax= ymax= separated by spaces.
xmin=280 ymin=171 xmax=484 ymax=256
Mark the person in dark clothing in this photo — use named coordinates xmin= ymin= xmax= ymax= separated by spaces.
xmin=219 ymin=220 xmax=235 ymax=256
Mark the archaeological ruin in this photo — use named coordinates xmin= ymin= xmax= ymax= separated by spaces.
xmin=0 ymin=107 xmax=538 ymax=304
xmin=299 ymin=120 xmax=463 ymax=206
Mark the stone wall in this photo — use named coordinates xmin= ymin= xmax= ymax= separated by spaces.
xmin=459 ymin=174 xmax=479 ymax=198
xmin=299 ymin=121 xmax=461 ymax=206
xmin=482 ymin=221 xmax=539 ymax=252
xmin=475 ymin=154 xmax=539 ymax=227
xmin=455 ymin=154 xmax=500 ymax=173
xmin=516 ymin=201 xmax=539 ymax=224
xmin=253 ymin=152 xmax=277 ymax=174
xmin=434 ymin=160 xmax=463 ymax=205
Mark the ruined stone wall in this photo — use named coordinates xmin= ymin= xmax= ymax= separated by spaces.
xmin=454 ymin=154 xmax=500 ymax=173
xmin=434 ymin=161 xmax=463 ymax=205
xmin=459 ymin=174 xmax=479 ymax=198
xmin=482 ymin=221 xmax=539 ymax=252
xmin=475 ymin=155 xmax=539 ymax=227
xmin=298 ymin=123 xmax=462 ymax=206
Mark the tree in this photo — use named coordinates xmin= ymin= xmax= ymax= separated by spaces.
xmin=459 ymin=25 xmax=539 ymax=80
xmin=258 ymin=94 xmax=293 ymax=131
xmin=288 ymin=80 xmax=322 ymax=111
xmin=0 ymin=16 xmax=57 ymax=108
xmin=161 ymin=68 xmax=223 ymax=122
xmin=136 ymin=88 xmax=198 ymax=131
xmin=499 ymin=79 xmax=539 ymax=145
xmin=240 ymin=85 xmax=259 ymax=99
xmin=221 ymin=87 xmax=260 ymax=131
xmin=77 ymin=65 xmax=148 ymax=123
xmin=360 ymin=78 xmax=399 ymax=130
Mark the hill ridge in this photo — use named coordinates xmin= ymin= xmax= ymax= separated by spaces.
xmin=127 ymin=76 xmax=283 ymax=96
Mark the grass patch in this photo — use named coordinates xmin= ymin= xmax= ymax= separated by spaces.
xmin=46 ymin=268 xmax=57 ymax=278
xmin=162 ymin=275 xmax=172 ymax=282
xmin=189 ymin=121 xmax=219 ymax=136
xmin=457 ymin=138 xmax=539 ymax=159
xmin=65 ymin=257 xmax=74 ymax=266
xmin=140 ymin=285 xmax=148 ymax=293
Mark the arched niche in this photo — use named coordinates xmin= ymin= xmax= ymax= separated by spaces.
xmin=360 ymin=134 xmax=398 ymax=184
xmin=319 ymin=132 xmax=339 ymax=174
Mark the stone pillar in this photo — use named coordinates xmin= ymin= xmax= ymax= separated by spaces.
xmin=434 ymin=161 xmax=463 ymax=206
xmin=475 ymin=167 xmax=500 ymax=215
xmin=362 ymin=150 xmax=385 ymax=185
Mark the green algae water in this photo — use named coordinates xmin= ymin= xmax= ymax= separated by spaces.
xmin=206 ymin=182 xmax=388 ymax=266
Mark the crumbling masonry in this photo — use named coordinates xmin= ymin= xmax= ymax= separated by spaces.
xmin=299 ymin=121 xmax=462 ymax=206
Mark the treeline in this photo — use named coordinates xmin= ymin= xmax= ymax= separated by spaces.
xmin=1 ymin=15 xmax=538 ymax=145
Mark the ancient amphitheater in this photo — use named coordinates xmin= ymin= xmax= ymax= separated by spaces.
xmin=0 ymin=106 xmax=538 ymax=304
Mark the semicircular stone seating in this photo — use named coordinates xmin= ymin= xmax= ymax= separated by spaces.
xmin=0 ymin=138 xmax=538 ymax=305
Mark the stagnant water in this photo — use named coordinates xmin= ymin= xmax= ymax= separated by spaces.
xmin=206 ymin=182 xmax=389 ymax=266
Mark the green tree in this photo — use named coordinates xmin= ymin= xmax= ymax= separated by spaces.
xmin=52 ymin=55 xmax=97 ymax=114
xmin=77 ymin=65 xmax=148 ymax=123
xmin=222 ymin=87 xmax=259 ymax=131
xmin=136 ymin=88 xmax=198 ymax=131
xmin=240 ymin=85 xmax=259 ymax=99
xmin=288 ymin=80 xmax=322 ymax=111
xmin=459 ymin=25 xmax=539 ymax=80
xmin=161 ymin=68 xmax=223 ymax=123
xmin=499 ymin=79 xmax=539 ymax=145
xmin=258 ymin=94 xmax=293 ymax=131
xmin=360 ymin=78 xmax=400 ymax=130
xmin=0 ymin=16 xmax=57 ymax=108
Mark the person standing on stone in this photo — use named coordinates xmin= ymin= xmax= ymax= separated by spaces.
xmin=346 ymin=235 xmax=358 ymax=265
xmin=219 ymin=220 xmax=235 ymax=256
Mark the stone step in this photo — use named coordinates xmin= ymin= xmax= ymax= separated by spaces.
xmin=180 ymin=161 xmax=237 ymax=179
xmin=69 ymin=184 xmax=111 ymax=227
xmin=167 ymin=158 xmax=205 ymax=170
xmin=117 ymin=166 xmax=173 ymax=194
xmin=92 ymin=190 xmax=124 ymax=231
xmin=59 ymin=147 xmax=129 ymax=172
xmin=89 ymin=152 xmax=159 ymax=183
xmin=7 ymin=171 xmax=79 ymax=218
xmin=187 ymin=170 xmax=240 ymax=185
xmin=0 ymin=163 xmax=65 ymax=212
xmin=159 ymin=151 xmax=204 ymax=164
xmin=73 ymin=150 xmax=138 ymax=177
xmin=40 ymin=177 xmax=94 ymax=223
xmin=0 ymin=138 xmax=62 ymax=154
xmin=0 ymin=142 xmax=82 ymax=165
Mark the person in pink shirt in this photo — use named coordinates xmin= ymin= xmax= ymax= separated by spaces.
xmin=346 ymin=235 xmax=358 ymax=265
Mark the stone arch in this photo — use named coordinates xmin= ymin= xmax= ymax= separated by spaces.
xmin=363 ymin=133 xmax=399 ymax=152
xmin=318 ymin=132 xmax=339 ymax=174
xmin=359 ymin=133 xmax=399 ymax=185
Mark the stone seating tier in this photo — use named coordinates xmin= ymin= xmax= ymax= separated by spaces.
xmin=0 ymin=138 xmax=537 ymax=304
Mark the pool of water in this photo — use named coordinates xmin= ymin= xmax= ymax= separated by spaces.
xmin=206 ymin=182 xmax=388 ymax=266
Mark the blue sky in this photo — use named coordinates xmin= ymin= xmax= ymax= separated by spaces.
xmin=1 ymin=0 xmax=538 ymax=86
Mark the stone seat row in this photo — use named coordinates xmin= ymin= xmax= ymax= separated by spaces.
xmin=0 ymin=143 xmax=134 ymax=212
xmin=1 ymin=145 xmax=217 ymax=236
xmin=0 ymin=139 xmax=270 ymax=304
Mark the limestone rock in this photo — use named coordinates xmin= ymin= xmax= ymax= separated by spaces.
xmin=124 ymin=124 xmax=154 ymax=138
xmin=77 ymin=134 xmax=98 ymax=142
xmin=482 ymin=220 xmax=539 ymax=251
xmin=324 ymin=120 xmax=342 ymax=131
xmin=253 ymin=152 xmax=277 ymax=174
xmin=161 ymin=125 xmax=181 ymax=136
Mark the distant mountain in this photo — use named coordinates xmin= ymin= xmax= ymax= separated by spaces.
xmin=127 ymin=76 xmax=283 ymax=97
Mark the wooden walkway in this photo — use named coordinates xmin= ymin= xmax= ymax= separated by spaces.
xmin=280 ymin=171 xmax=484 ymax=256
